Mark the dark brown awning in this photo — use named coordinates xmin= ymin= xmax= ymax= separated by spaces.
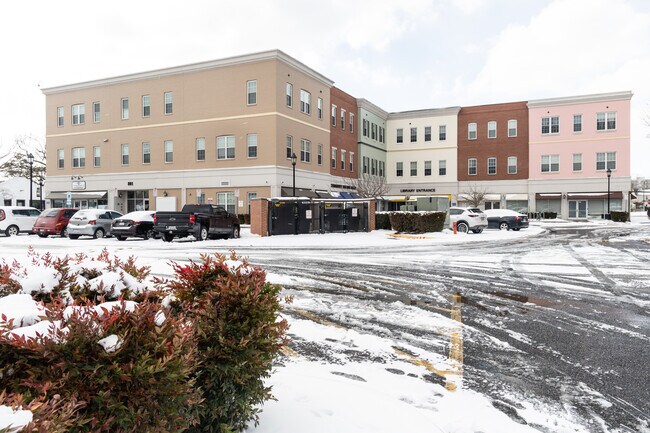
xmin=567 ymin=192 xmax=623 ymax=200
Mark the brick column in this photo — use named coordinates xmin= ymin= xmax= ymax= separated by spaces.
xmin=368 ymin=200 xmax=376 ymax=232
xmin=250 ymin=199 xmax=269 ymax=236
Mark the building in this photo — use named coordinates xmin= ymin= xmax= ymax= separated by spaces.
xmin=42 ymin=50 xmax=334 ymax=214
xmin=329 ymin=87 xmax=358 ymax=185
xmin=0 ymin=177 xmax=41 ymax=207
xmin=357 ymin=99 xmax=388 ymax=180
xmin=527 ymin=91 xmax=632 ymax=218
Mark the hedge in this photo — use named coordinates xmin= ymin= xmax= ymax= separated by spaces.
xmin=388 ymin=211 xmax=446 ymax=233
xmin=610 ymin=211 xmax=629 ymax=222
xmin=375 ymin=213 xmax=391 ymax=230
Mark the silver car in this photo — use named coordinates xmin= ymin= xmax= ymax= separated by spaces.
xmin=67 ymin=209 xmax=123 ymax=239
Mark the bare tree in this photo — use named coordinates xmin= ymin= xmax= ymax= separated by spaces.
xmin=344 ymin=174 xmax=390 ymax=198
xmin=0 ymin=135 xmax=46 ymax=181
xmin=459 ymin=183 xmax=490 ymax=207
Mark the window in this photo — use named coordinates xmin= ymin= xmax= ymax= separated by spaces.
xmin=396 ymin=162 xmax=403 ymax=177
xmin=508 ymin=156 xmax=517 ymax=174
xmin=573 ymin=153 xmax=582 ymax=171
xmin=142 ymin=142 xmax=150 ymax=164
xmin=93 ymin=102 xmax=100 ymax=123
xmin=217 ymin=192 xmax=235 ymax=214
xmin=142 ymin=95 xmax=150 ymax=117
xmin=121 ymin=98 xmax=129 ymax=120
xmin=371 ymin=159 xmax=377 ymax=175
xmin=487 ymin=157 xmax=496 ymax=175
xmin=286 ymin=83 xmax=293 ymax=107
xmin=197 ymin=193 xmax=206 ymax=205
xmin=541 ymin=116 xmax=559 ymax=134
xmin=363 ymin=120 xmax=368 ymax=137
xmin=379 ymin=127 xmax=384 ymax=143
xmin=396 ymin=128 xmax=403 ymax=144
xmin=379 ymin=161 xmax=385 ymax=177
xmin=424 ymin=126 xmax=432 ymax=142
xmin=439 ymin=125 xmax=447 ymax=141
xmin=340 ymin=109 xmax=345 ymax=129
xmin=487 ymin=121 xmax=497 ymax=139
xmin=247 ymin=80 xmax=257 ymax=105
xmin=371 ymin=124 xmax=377 ymax=140
xmin=541 ymin=154 xmax=560 ymax=173
xmin=331 ymin=105 xmax=337 ymax=126
xmin=217 ymin=135 xmax=236 ymax=160
xmin=349 ymin=152 xmax=354 ymax=171
xmin=300 ymin=139 xmax=311 ymax=162
xmin=196 ymin=138 xmax=206 ymax=161
xmin=72 ymin=104 xmax=85 ymax=125
xmin=573 ymin=114 xmax=582 ymax=132
xmin=439 ymin=160 xmax=447 ymax=176
xmin=597 ymin=112 xmax=616 ymax=131
xmin=300 ymin=89 xmax=310 ymax=114
xmin=363 ymin=156 xmax=369 ymax=174
xmin=247 ymin=192 xmax=257 ymax=214
xmin=286 ymin=135 xmax=293 ymax=159
xmin=57 ymin=107 xmax=64 ymax=127
xmin=468 ymin=158 xmax=477 ymax=175
xmin=596 ymin=152 xmax=616 ymax=170
xmin=72 ymin=147 xmax=85 ymax=168
xmin=247 ymin=134 xmax=257 ymax=158
xmin=410 ymin=127 xmax=417 ymax=142
xmin=164 ymin=92 xmax=173 ymax=114
xmin=164 ymin=140 xmax=173 ymax=163
xmin=410 ymin=161 xmax=417 ymax=176
xmin=468 ymin=123 xmax=477 ymax=140
xmin=93 ymin=146 xmax=101 ymax=167
xmin=317 ymin=143 xmax=323 ymax=165
xmin=317 ymin=97 xmax=323 ymax=120
xmin=423 ymin=160 xmax=432 ymax=176
xmin=341 ymin=149 xmax=346 ymax=170
xmin=122 ymin=144 xmax=130 ymax=165
xmin=331 ymin=147 xmax=337 ymax=168
xmin=508 ymin=120 xmax=517 ymax=137
xmin=350 ymin=113 xmax=354 ymax=132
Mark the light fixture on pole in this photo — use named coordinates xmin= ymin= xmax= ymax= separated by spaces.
xmin=27 ymin=153 xmax=34 ymax=207
xmin=290 ymin=153 xmax=297 ymax=197
xmin=38 ymin=179 xmax=44 ymax=211
xmin=606 ymin=168 xmax=612 ymax=219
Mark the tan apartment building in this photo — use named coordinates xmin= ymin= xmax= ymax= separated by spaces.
xmin=42 ymin=50 xmax=333 ymax=214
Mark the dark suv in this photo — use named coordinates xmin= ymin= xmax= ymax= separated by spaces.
xmin=33 ymin=208 xmax=78 ymax=237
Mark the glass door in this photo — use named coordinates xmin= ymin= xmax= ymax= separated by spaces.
xmin=569 ymin=200 xmax=587 ymax=218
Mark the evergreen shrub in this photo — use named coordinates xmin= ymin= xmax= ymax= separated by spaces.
xmin=388 ymin=211 xmax=445 ymax=233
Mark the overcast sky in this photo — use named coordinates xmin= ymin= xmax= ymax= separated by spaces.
xmin=1 ymin=0 xmax=649 ymax=176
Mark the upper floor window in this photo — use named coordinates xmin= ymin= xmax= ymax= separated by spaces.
xmin=93 ymin=146 xmax=101 ymax=167
xmin=217 ymin=135 xmax=235 ymax=160
xmin=57 ymin=107 xmax=64 ymax=127
xmin=596 ymin=152 xmax=616 ymax=170
xmin=468 ymin=158 xmax=477 ymax=175
xmin=596 ymin=112 xmax=616 ymax=131
xmin=487 ymin=157 xmax=497 ymax=174
xmin=142 ymin=95 xmax=151 ymax=117
xmin=317 ymin=97 xmax=323 ymax=120
xmin=121 ymin=144 xmax=130 ymax=165
xmin=286 ymin=83 xmax=293 ymax=108
xmin=541 ymin=116 xmax=559 ymax=134
xmin=93 ymin=102 xmax=100 ymax=123
xmin=487 ymin=121 xmax=497 ymax=139
xmin=196 ymin=137 xmax=206 ymax=161
xmin=164 ymin=140 xmax=173 ymax=163
xmin=300 ymin=89 xmax=310 ymax=114
xmin=424 ymin=126 xmax=432 ymax=142
xmin=396 ymin=128 xmax=403 ymax=144
xmin=300 ymin=139 xmax=311 ymax=162
xmin=396 ymin=161 xmax=403 ymax=177
xmin=508 ymin=156 xmax=517 ymax=174
xmin=468 ymin=123 xmax=477 ymax=140
xmin=424 ymin=160 xmax=432 ymax=176
xmin=247 ymin=134 xmax=258 ymax=158
xmin=121 ymin=98 xmax=129 ymax=120
xmin=410 ymin=161 xmax=417 ymax=176
xmin=318 ymin=143 xmax=323 ymax=165
xmin=331 ymin=105 xmax=337 ymax=127
xmin=410 ymin=127 xmax=417 ymax=142
xmin=142 ymin=142 xmax=150 ymax=164
xmin=331 ymin=147 xmax=337 ymax=168
xmin=439 ymin=125 xmax=447 ymax=141
xmin=541 ymin=154 xmax=559 ymax=173
xmin=572 ymin=153 xmax=582 ymax=171
xmin=340 ymin=149 xmax=346 ymax=170
xmin=247 ymin=80 xmax=257 ymax=105
xmin=340 ymin=109 xmax=345 ymax=129
xmin=379 ymin=126 xmax=384 ymax=143
xmin=439 ymin=160 xmax=447 ymax=176
xmin=286 ymin=135 xmax=293 ymax=159
xmin=72 ymin=147 xmax=85 ymax=168
xmin=508 ymin=120 xmax=517 ymax=137
xmin=363 ymin=120 xmax=369 ymax=137
xmin=371 ymin=124 xmax=377 ymax=140
xmin=349 ymin=113 xmax=354 ymax=133
xmin=164 ymin=92 xmax=173 ymax=114
xmin=349 ymin=152 xmax=354 ymax=171
xmin=379 ymin=160 xmax=385 ymax=177
xmin=573 ymin=114 xmax=582 ymax=132
xmin=72 ymin=104 xmax=85 ymax=125
xmin=57 ymin=149 xmax=64 ymax=168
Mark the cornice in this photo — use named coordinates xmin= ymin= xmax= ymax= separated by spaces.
xmin=388 ymin=106 xmax=461 ymax=120
xmin=356 ymin=98 xmax=389 ymax=118
xmin=527 ymin=91 xmax=633 ymax=108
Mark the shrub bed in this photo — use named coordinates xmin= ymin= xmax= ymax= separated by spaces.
xmin=375 ymin=212 xmax=391 ymax=230
xmin=388 ymin=211 xmax=446 ymax=233
xmin=610 ymin=211 xmax=629 ymax=222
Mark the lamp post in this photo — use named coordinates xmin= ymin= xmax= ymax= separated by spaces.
xmin=290 ymin=153 xmax=298 ymax=234
xmin=27 ymin=153 xmax=34 ymax=207
xmin=38 ymin=179 xmax=44 ymax=211
xmin=290 ymin=153 xmax=297 ymax=197
xmin=607 ymin=168 xmax=612 ymax=219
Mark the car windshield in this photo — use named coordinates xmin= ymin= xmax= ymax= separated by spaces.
xmin=42 ymin=209 xmax=59 ymax=217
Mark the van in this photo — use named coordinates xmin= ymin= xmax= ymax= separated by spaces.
xmin=0 ymin=206 xmax=42 ymax=236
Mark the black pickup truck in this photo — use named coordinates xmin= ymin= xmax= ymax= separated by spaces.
xmin=153 ymin=204 xmax=240 ymax=242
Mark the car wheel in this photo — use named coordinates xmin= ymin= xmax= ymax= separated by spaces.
xmin=197 ymin=226 xmax=208 ymax=241
xmin=116 ymin=236 xmax=126 ymax=241
xmin=144 ymin=229 xmax=155 ymax=240
xmin=456 ymin=222 xmax=469 ymax=233
xmin=499 ymin=222 xmax=510 ymax=231
xmin=94 ymin=228 xmax=105 ymax=239
xmin=68 ymin=234 xmax=80 ymax=240
xmin=472 ymin=227 xmax=483 ymax=234
xmin=61 ymin=227 xmax=68 ymax=238
xmin=163 ymin=233 xmax=174 ymax=242
xmin=38 ymin=233 xmax=48 ymax=238
xmin=5 ymin=225 xmax=19 ymax=237
xmin=231 ymin=226 xmax=240 ymax=239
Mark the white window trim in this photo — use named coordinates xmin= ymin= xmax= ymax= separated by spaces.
xmin=93 ymin=102 xmax=100 ymax=123
xmin=217 ymin=135 xmax=236 ymax=160
xmin=286 ymin=83 xmax=293 ymax=108
xmin=121 ymin=98 xmax=129 ymax=120
xmin=468 ymin=123 xmax=477 ymax=140
xmin=541 ymin=116 xmax=560 ymax=135
xmin=468 ymin=158 xmax=477 ymax=175
xmin=164 ymin=140 xmax=173 ymax=164
xmin=573 ymin=114 xmax=583 ymax=134
xmin=596 ymin=112 xmax=617 ymax=132
xmin=541 ymin=154 xmax=560 ymax=173
xmin=196 ymin=137 xmax=206 ymax=162
xmin=572 ymin=153 xmax=582 ymax=172
xmin=247 ymin=134 xmax=258 ymax=159
xmin=487 ymin=121 xmax=497 ymax=139
xmin=164 ymin=91 xmax=173 ymax=115
xmin=487 ymin=157 xmax=497 ymax=175
xmin=246 ymin=80 xmax=257 ymax=106
xmin=507 ymin=156 xmax=517 ymax=174
xmin=507 ymin=119 xmax=517 ymax=138
xmin=142 ymin=142 xmax=150 ymax=165
xmin=93 ymin=146 xmax=101 ymax=168
xmin=121 ymin=144 xmax=130 ymax=166
xmin=142 ymin=95 xmax=151 ymax=118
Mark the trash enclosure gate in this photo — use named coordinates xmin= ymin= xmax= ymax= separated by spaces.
xmin=269 ymin=199 xmax=370 ymax=235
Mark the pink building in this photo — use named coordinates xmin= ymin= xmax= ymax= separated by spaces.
xmin=527 ymin=91 xmax=632 ymax=219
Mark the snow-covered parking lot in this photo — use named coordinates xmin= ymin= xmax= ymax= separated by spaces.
xmin=2 ymin=215 xmax=650 ymax=432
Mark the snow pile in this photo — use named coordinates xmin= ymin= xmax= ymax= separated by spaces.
xmin=0 ymin=294 xmax=45 ymax=328
xmin=97 ymin=334 xmax=123 ymax=353
xmin=0 ymin=405 xmax=33 ymax=432
xmin=16 ymin=267 xmax=61 ymax=296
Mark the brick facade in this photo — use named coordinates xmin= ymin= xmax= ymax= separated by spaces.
xmin=330 ymin=87 xmax=359 ymax=179
xmin=250 ymin=198 xmax=269 ymax=236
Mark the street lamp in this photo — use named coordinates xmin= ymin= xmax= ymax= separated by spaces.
xmin=290 ymin=153 xmax=297 ymax=197
xmin=38 ymin=179 xmax=44 ymax=211
xmin=606 ymin=168 xmax=612 ymax=219
xmin=27 ymin=153 xmax=34 ymax=207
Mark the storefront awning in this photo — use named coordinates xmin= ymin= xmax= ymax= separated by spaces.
xmin=506 ymin=194 xmax=528 ymax=201
xmin=380 ymin=196 xmax=407 ymax=202
xmin=567 ymin=192 xmax=623 ymax=200
xmin=46 ymin=191 xmax=108 ymax=200
xmin=535 ymin=193 xmax=562 ymax=199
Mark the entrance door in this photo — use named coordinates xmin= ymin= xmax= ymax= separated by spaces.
xmin=569 ymin=200 xmax=587 ymax=218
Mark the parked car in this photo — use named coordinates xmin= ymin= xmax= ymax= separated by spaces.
xmin=32 ymin=208 xmax=78 ymax=237
xmin=484 ymin=209 xmax=529 ymax=231
xmin=0 ymin=206 xmax=42 ymax=236
xmin=111 ymin=211 xmax=157 ymax=240
xmin=153 ymin=204 xmax=240 ymax=242
xmin=447 ymin=207 xmax=488 ymax=234
xmin=67 ymin=209 xmax=123 ymax=239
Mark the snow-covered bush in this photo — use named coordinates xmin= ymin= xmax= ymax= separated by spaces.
xmin=0 ymin=391 xmax=83 ymax=433
xmin=389 ymin=211 xmax=446 ymax=233
xmin=159 ymin=252 xmax=290 ymax=433
xmin=375 ymin=212 xmax=391 ymax=230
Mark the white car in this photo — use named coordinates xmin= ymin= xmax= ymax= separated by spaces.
xmin=0 ymin=206 xmax=42 ymax=236
xmin=447 ymin=207 xmax=488 ymax=234
xmin=67 ymin=209 xmax=123 ymax=239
